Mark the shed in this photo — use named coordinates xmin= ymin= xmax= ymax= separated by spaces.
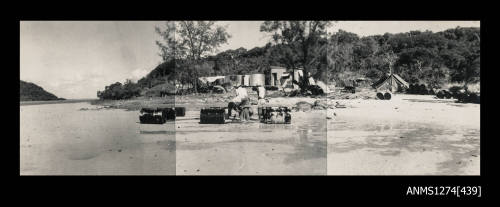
xmin=270 ymin=66 xmax=287 ymax=87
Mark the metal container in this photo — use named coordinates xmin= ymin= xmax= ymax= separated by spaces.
xmin=249 ymin=73 xmax=265 ymax=86
xmin=376 ymin=92 xmax=385 ymax=100
xmin=242 ymin=75 xmax=250 ymax=86
xmin=384 ymin=92 xmax=391 ymax=100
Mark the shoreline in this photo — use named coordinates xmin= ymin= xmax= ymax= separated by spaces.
xmin=20 ymin=99 xmax=97 ymax=106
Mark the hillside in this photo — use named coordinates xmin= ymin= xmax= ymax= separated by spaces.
xmin=20 ymin=80 xmax=64 ymax=101
xmin=98 ymin=27 xmax=480 ymax=100
xmin=136 ymin=27 xmax=479 ymax=88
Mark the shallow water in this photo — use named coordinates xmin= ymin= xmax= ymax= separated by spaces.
xmin=20 ymin=102 xmax=327 ymax=175
xmin=20 ymin=102 xmax=176 ymax=175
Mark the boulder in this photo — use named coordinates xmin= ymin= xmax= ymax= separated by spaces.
xmin=295 ymin=101 xmax=313 ymax=112
xmin=313 ymin=99 xmax=328 ymax=110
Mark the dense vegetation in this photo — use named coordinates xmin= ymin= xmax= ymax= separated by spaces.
xmin=20 ymin=80 xmax=64 ymax=101
xmin=97 ymin=80 xmax=141 ymax=100
xmin=98 ymin=25 xmax=479 ymax=100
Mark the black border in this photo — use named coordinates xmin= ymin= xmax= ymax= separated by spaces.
xmin=9 ymin=3 xmax=493 ymax=201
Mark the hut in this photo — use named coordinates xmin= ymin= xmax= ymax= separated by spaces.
xmin=372 ymin=73 xmax=409 ymax=92
xmin=198 ymin=76 xmax=226 ymax=86
xmin=269 ymin=66 xmax=304 ymax=90
xmin=270 ymin=66 xmax=287 ymax=87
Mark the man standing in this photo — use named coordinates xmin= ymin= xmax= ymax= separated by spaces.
xmin=256 ymin=85 xmax=267 ymax=105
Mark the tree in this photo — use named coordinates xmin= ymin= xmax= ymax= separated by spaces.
xmin=155 ymin=21 xmax=231 ymax=92
xmin=260 ymin=21 xmax=332 ymax=91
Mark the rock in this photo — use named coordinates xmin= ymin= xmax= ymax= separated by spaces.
xmin=436 ymin=90 xmax=445 ymax=99
xmin=444 ymin=90 xmax=452 ymax=99
xmin=313 ymin=100 xmax=328 ymax=110
xmin=468 ymin=93 xmax=479 ymax=104
xmin=295 ymin=101 xmax=313 ymax=111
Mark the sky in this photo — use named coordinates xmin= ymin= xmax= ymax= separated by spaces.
xmin=20 ymin=21 xmax=479 ymax=99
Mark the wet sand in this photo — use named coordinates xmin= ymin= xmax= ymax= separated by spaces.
xmin=20 ymin=102 xmax=176 ymax=175
xmin=327 ymin=94 xmax=480 ymax=175
xmin=174 ymin=110 xmax=326 ymax=175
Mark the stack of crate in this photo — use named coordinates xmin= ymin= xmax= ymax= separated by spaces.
xmin=139 ymin=107 xmax=185 ymax=124
xmin=258 ymin=106 xmax=291 ymax=124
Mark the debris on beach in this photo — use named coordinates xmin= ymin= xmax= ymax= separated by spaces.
xmin=313 ymin=100 xmax=328 ymax=110
xmin=328 ymin=88 xmax=376 ymax=100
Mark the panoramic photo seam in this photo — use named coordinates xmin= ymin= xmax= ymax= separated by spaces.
xmin=20 ymin=21 xmax=480 ymax=175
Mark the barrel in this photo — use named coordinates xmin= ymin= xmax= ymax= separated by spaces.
xmin=384 ymin=92 xmax=392 ymax=100
xmin=242 ymin=75 xmax=250 ymax=86
xmin=376 ymin=92 xmax=385 ymax=100
xmin=249 ymin=73 xmax=265 ymax=86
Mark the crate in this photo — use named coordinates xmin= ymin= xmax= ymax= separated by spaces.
xmin=258 ymin=106 xmax=291 ymax=124
xmin=139 ymin=113 xmax=166 ymax=124
xmin=174 ymin=107 xmax=186 ymax=117
xmin=162 ymin=108 xmax=176 ymax=120
xmin=200 ymin=107 xmax=226 ymax=124
xmin=139 ymin=107 xmax=176 ymax=124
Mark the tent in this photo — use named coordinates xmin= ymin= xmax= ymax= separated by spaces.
xmin=372 ymin=73 xmax=409 ymax=92
xmin=198 ymin=76 xmax=226 ymax=85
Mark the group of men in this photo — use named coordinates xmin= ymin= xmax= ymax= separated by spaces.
xmin=227 ymin=85 xmax=266 ymax=122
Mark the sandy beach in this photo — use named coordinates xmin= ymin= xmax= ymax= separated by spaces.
xmin=328 ymin=94 xmax=480 ymax=175
xmin=20 ymin=93 xmax=479 ymax=175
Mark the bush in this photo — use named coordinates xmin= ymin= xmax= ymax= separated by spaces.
xmin=98 ymin=80 xmax=141 ymax=100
